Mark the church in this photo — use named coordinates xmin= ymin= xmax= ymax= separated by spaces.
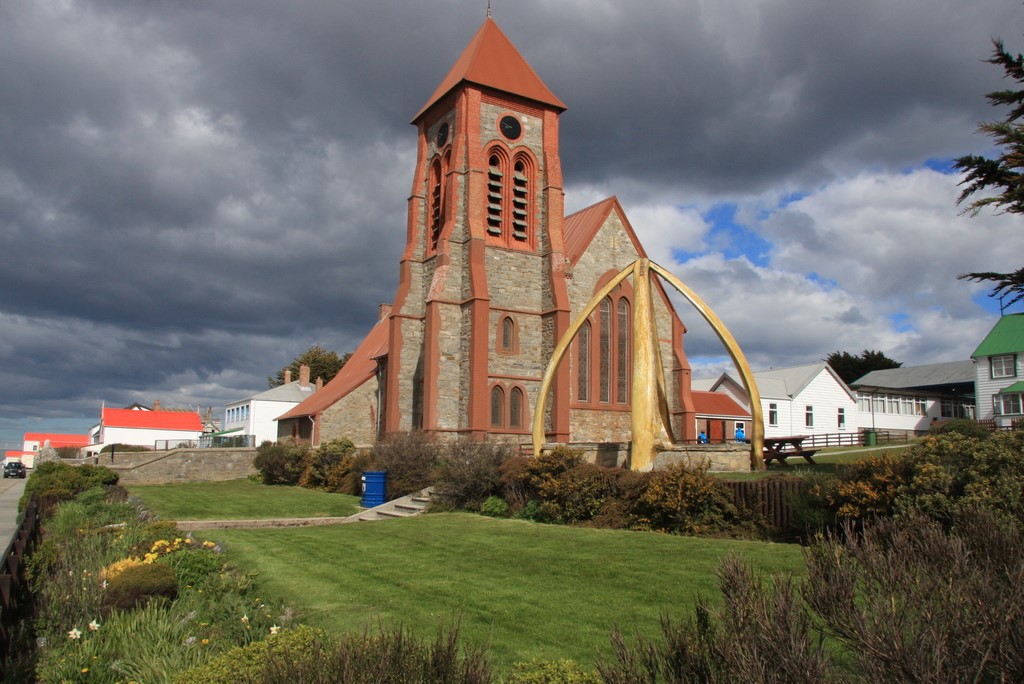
xmin=277 ymin=16 xmax=698 ymax=459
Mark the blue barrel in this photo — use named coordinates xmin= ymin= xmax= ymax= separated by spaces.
xmin=361 ymin=471 xmax=387 ymax=508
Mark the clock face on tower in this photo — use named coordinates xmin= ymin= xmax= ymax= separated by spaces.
xmin=499 ymin=115 xmax=522 ymax=140
xmin=436 ymin=122 xmax=449 ymax=147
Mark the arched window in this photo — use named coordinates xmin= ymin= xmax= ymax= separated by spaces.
xmin=509 ymin=387 xmax=524 ymax=428
xmin=577 ymin=320 xmax=591 ymax=402
xmin=428 ymin=158 xmax=443 ymax=250
xmin=486 ymin=153 xmax=505 ymax=237
xmin=511 ymin=157 xmax=530 ymax=242
xmin=500 ymin=316 xmax=516 ymax=353
xmin=490 ymin=385 xmax=505 ymax=428
xmin=599 ymin=298 xmax=612 ymax=402
xmin=616 ymin=298 xmax=630 ymax=404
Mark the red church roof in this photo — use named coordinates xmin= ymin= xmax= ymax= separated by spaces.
xmin=413 ymin=17 xmax=566 ymax=122
xmin=23 ymin=433 xmax=89 ymax=448
xmin=278 ymin=317 xmax=390 ymax=421
xmin=102 ymin=408 xmax=202 ymax=431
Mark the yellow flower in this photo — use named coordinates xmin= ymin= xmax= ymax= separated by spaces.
xmin=201 ymin=638 xmax=209 ymax=645
xmin=269 ymin=625 xmax=280 ymax=635
xmin=81 ymin=667 xmax=89 ymax=673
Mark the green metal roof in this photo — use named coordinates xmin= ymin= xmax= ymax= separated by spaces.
xmin=972 ymin=313 xmax=1024 ymax=358
xmin=999 ymin=381 xmax=1024 ymax=394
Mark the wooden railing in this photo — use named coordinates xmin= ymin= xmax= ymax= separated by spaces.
xmin=0 ymin=494 xmax=39 ymax=678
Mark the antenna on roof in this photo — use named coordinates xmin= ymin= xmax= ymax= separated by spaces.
xmin=487 ymin=0 xmax=492 ymax=18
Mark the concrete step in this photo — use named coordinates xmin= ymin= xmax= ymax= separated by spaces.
xmin=342 ymin=486 xmax=433 ymax=524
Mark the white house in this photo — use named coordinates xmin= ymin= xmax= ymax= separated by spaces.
xmin=88 ymin=405 xmax=204 ymax=451
xmin=972 ymin=313 xmax=1024 ymax=428
xmin=851 ymin=361 xmax=975 ymax=433
xmin=698 ymin=362 xmax=859 ymax=439
xmin=223 ymin=365 xmax=320 ymax=445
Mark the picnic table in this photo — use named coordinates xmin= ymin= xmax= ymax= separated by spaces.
xmin=763 ymin=436 xmax=818 ymax=467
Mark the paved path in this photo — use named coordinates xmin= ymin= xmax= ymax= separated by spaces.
xmin=0 ymin=476 xmax=27 ymax=550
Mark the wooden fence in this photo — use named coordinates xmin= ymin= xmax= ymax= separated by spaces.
xmin=0 ymin=494 xmax=39 ymax=678
xmin=719 ymin=479 xmax=803 ymax=533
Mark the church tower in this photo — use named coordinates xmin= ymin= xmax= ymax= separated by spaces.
xmin=383 ymin=17 xmax=573 ymax=440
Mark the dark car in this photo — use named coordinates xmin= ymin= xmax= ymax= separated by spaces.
xmin=3 ymin=462 xmax=26 ymax=479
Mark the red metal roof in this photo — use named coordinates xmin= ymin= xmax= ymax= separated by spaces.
xmin=23 ymin=433 xmax=89 ymax=448
xmin=413 ymin=17 xmax=566 ymax=122
xmin=563 ymin=196 xmax=649 ymax=264
xmin=102 ymin=408 xmax=202 ymax=431
xmin=278 ymin=317 xmax=390 ymax=421
xmin=692 ymin=391 xmax=750 ymax=418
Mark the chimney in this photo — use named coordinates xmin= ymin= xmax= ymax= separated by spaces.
xmin=315 ymin=377 xmax=323 ymax=391
xmin=299 ymin=364 xmax=310 ymax=387
xmin=284 ymin=368 xmax=292 ymax=384
xmin=153 ymin=399 xmax=161 ymax=411
xmin=379 ymin=303 xmax=392 ymax=321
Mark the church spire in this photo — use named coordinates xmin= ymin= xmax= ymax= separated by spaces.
xmin=412 ymin=15 xmax=566 ymax=122
xmin=486 ymin=1 xmax=492 ymax=19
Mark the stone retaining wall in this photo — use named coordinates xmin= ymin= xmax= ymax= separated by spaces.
xmin=106 ymin=448 xmax=258 ymax=485
xmin=560 ymin=442 xmax=753 ymax=471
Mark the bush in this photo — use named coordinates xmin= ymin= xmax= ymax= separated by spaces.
xmin=432 ymin=440 xmax=515 ymax=511
xmin=23 ymin=461 xmax=119 ymax=516
xmin=480 ymin=496 xmax=509 ymax=517
xmin=929 ymin=417 xmax=992 ymax=439
xmin=508 ymin=659 xmax=601 ymax=683
xmin=806 ymin=431 xmax=1024 ymax=528
xmin=536 ymin=463 xmax=622 ymax=525
xmin=253 ymin=440 xmax=309 ymax=485
xmin=632 ymin=463 xmax=760 ymax=537
xmin=299 ymin=439 xmax=357 ymax=490
xmin=499 ymin=447 xmax=585 ymax=513
xmin=101 ymin=561 xmax=179 ymax=613
xmin=177 ymin=623 xmax=492 ymax=684
xmin=370 ymin=431 xmax=441 ymax=499
xmin=161 ymin=548 xmax=224 ymax=588
xmin=175 ymin=625 xmax=328 ymax=684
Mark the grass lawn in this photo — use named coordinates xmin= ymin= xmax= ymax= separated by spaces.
xmin=712 ymin=444 xmax=911 ymax=481
xmin=203 ymin=514 xmax=805 ymax=673
xmin=127 ymin=479 xmax=361 ymax=520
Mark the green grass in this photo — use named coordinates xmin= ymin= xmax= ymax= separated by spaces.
xmin=712 ymin=445 xmax=911 ymax=481
xmin=127 ymin=479 xmax=361 ymax=520
xmin=204 ymin=514 xmax=805 ymax=673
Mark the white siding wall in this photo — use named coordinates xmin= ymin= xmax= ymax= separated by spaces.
xmin=764 ymin=372 xmax=858 ymax=438
xmin=976 ymin=354 xmax=1022 ymax=425
xmin=253 ymin=400 xmax=296 ymax=444
xmin=100 ymin=426 xmax=202 ymax=448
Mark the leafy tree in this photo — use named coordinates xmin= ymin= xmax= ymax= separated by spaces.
xmin=954 ymin=38 xmax=1024 ymax=308
xmin=268 ymin=344 xmax=351 ymax=387
xmin=825 ymin=349 xmax=902 ymax=385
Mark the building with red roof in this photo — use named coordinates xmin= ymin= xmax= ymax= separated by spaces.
xmin=88 ymin=405 xmax=204 ymax=451
xmin=277 ymin=17 xmax=699 ymax=463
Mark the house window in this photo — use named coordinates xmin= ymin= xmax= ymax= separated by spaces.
xmin=991 ymin=354 xmax=1017 ymax=379
xmin=499 ymin=316 xmax=516 ymax=353
xmin=994 ymin=393 xmax=1023 ymax=415
xmin=616 ymin=299 xmax=630 ymax=404
xmin=942 ymin=398 xmax=975 ymax=419
xmin=490 ymin=385 xmax=505 ymax=427
xmin=577 ymin=321 xmax=591 ymax=402
xmin=805 ymin=405 xmax=814 ymax=428
xmin=768 ymin=403 xmax=778 ymax=427
xmin=837 ymin=407 xmax=846 ymax=429
xmin=509 ymin=387 xmax=524 ymax=428
xmin=599 ymin=298 xmax=612 ymax=402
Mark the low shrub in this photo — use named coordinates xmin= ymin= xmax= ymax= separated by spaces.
xmin=632 ymin=463 xmax=762 ymax=537
xmin=537 ymin=463 xmax=622 ymax=525
xmin=101 ymin=562 xmax=179 ymax=613
xmin=162 ymin=548 xmax=224 ymax=588
xmin=175 ymin=625 xmax=328 ymax=684
xmin=253 ymin=440 xmax=309 ymax=485
xmin=929 ymin=417 xmax=992 ymax=439
xmin=480 ymin=496 xmax=509 ymax=517
xmin=23 ymin=461 xmax=119 ymax=516
xmin=432 ymin=440 xmax=515 ymax=510
xmin=508 ymin=659 xmax=601 ymax=683
xmin=299 ymin=438 xmax=357 ymax=490
xmin=370 ymin=431 xmax=441 ymax=499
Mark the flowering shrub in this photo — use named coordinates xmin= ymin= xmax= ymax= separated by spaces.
xmin=633 ymin=463 xmax=761 ymax=537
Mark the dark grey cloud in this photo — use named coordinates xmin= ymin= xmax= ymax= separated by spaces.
xmin=1 ymin=0 xmax=1021 ymax=439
